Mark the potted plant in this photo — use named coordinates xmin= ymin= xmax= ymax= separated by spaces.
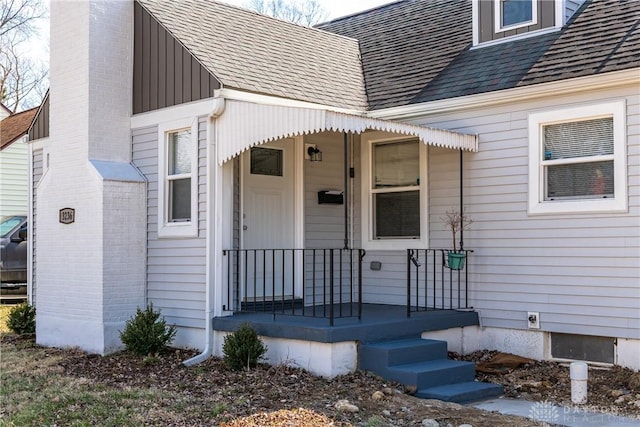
xmin=442 ymin=209 xmax=472 ymax=270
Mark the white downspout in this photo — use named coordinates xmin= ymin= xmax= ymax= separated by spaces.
xmin=183 ymin=96 xmax=226 ymax=366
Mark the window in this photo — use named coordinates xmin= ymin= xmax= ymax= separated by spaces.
xmin=361 ymin=134 xmax=428 ymax=250
xmin=495 ymin=0 xmax=537 ymax=31
xmin=250 ymin=147 xmax=283 ymax=176
xmin=528 ymin=101 xmax=627 ymax=214
xmin=158 ymin=118 xmax=198 ymax=237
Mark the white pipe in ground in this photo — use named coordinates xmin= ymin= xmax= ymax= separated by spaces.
xmin=570 ymin=361 xmax=588 ymax=404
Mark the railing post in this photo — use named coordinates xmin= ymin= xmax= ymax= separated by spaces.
xmin=329 ymin=249 xmax=334 ymax=327
xmin=358 ymin=249 xmax=365 ymax=320
xmin=407 ymin=249 xmax=412 ymax=318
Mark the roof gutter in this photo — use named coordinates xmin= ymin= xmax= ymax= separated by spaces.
xmin=368 ymin=69 xmax=640 ymax=121
xmin=183 ymin=96 xmax=226 ymax=366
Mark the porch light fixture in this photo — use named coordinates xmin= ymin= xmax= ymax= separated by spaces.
xmin=307 ymin=145 xmax=323 ymax=162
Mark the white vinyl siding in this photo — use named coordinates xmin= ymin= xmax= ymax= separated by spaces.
xmin=402 ymin=86 xmax=639 ymax=339
xmin=30 ymin=148 xmax=44 ymax=306
xmin=132 ymin=117 xmax=208 ymax=328
xmin=0 ymin=139 xmax=29 ymax=216
xmin=355 ymin=85 xmax=638 ymax=336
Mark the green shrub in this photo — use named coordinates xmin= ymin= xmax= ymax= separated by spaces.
xmin=222 ymin=322 xmax=267 ymax=370
xmin=7 ymin=302 xmax=36 ymax=335
xmin=119 ymin=303 xmax=176 ymax=356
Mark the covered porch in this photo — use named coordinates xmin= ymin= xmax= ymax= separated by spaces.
xmin=212 ymin=94 xmax=478 ymax=332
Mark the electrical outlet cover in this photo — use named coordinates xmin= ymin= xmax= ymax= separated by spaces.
xmin=527 ymin=312 xmax=540 ymax=329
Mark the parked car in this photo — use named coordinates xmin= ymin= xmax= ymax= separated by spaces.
xmin=0 ymin=215 xmax=28 ymax=286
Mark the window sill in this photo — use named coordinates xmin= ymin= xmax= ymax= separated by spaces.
xmin=157 ymin=221 xmax=198 ymax=239
xmin=528 ymin=198 xmax=628 ymax=216
xmin=362 ymin=238 xmax=428 ymax=251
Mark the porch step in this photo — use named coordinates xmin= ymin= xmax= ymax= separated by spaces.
xmin=358 ymin=337 xmax=502 ymax=403
xmin=416 ymin=381 xmax=504 ymax=403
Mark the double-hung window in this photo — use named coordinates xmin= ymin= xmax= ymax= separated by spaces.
xmin=158 ymin=118 xmax=198 ymax=237
xmin=495 ymin=0 xmax=537 ymax=31
xmin=362 ymin=134 xmax=427 ymax=249
xmin=528 ymin=101 xmax=627 ymax=214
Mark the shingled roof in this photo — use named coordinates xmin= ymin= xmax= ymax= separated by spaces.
xmin=136 ymin=0 xmax=368 ymax=110
xmin=1 ymin=108 xmax=38 ymax=150
xmin=319 ymin=0 xmax=640 ymax=110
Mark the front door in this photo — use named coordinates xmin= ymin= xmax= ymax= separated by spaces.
xmin=242 ymin=139 xmax=297 ymax=301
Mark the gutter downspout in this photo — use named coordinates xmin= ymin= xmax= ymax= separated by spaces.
xmin=183 ymin=96 xmax=226 ymax=366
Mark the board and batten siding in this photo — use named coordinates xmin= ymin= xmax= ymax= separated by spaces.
xmin=0 ymin=140 xmax=29 ymax=216
xmin=31 ymin=148 xmax=44 ymax=305
xmin=133 ymin=1 xmax=220 ymax=115
xmin=402 ymin=85 xmax=639 ymax=340
xmin=131 ymin=117 xmax=208 ymax=328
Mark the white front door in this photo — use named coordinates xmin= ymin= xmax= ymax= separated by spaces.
xmin=241 ymin=139 xmax=298 ymax=300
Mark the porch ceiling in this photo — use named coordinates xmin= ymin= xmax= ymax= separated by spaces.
xmin=216 ymin=99 xmax=478 ymax=164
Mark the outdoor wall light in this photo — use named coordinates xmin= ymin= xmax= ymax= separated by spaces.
xmin=307 ymin=145 xmax=323 ymax=162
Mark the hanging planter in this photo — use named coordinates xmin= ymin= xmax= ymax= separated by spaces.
xmin=447 ymin=251 xmax=466 ymax=270
xmin=442 ymin=209 xmax=472 ymax=270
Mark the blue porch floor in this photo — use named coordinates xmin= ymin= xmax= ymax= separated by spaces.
xmin=212 ymin=304 xmax=478 ymax=343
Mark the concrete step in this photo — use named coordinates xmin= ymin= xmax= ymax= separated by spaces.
xmin=386 ymin=359 xmax=476 ymax=390
xmin=358 ymin=336 xmax=503 ymax=403
xmin=359 ymin=338 xmax=448 ymax=372
xmin=416 ymin=381 xmax=504 ymax=403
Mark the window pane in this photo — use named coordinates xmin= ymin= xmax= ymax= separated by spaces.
xmin=374 ymin=141 xmax=419 ymax=188
xmin=375 ymin=191 xmax=420 ymax=238
xmin=251 ymin=147 xmax=283 ymax=176
xmin=168 ymin=130 xmax=191 ymax=175
xmin=169 ymin=178 xmax=191 ymax=222
xmin=543 ymin=117 xmax=613 ymax=161
xmin=546 ymin=161 xmax=614 ymax=200
xmin=502 ymin=0 xmax=532 ymax=27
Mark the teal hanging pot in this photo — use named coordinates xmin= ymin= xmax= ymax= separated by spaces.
xmin=447 ymin=252 xmax=466 ymax=270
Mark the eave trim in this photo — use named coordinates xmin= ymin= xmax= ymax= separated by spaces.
xmin=216 ymin=99 xmax=477 ymax=164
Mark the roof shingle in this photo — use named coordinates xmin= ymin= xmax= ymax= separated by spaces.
xmin=0 ymin=108 xmax=38 ymax=150
xmin=137 ymin=0 xmax=368 ymax=110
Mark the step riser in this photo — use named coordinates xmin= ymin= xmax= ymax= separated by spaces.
xmin=387 ymin=363 xmax=476 ymax=389
xmin=416 ymin=382 xmax=504 ymax=403
xmin=359 ymin=340 xmax=448 ymax=371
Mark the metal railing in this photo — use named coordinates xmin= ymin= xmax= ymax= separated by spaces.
xmin=223 ymin=248 xmax=365 ymax=326
xmin=407 ymin=249 xmax=472 ymax=317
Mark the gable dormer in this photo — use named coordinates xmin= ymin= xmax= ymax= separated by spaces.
xmin=472 ymin=0 xmax=585 ymax=47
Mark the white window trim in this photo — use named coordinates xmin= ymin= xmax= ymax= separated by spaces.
xmin=528 ymin=100 xmax=627 ymax=215
xmin=157 ymin=117 xmax=199 ymax=238
xmin=494 ymin=0 xmax=538 ymax=33
xmin=361 ymin=132 xmax=428 ymax=250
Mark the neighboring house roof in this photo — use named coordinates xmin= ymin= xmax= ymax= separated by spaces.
xmin=0 ymin=103 xmax=12 ymax=115
xmin=0 ymin=107 xmax=38 ymax=150
xmin=136 ymin=0 xmax=368 ymax=111
xmin=318 ymin=0 xmax=640 ymax=110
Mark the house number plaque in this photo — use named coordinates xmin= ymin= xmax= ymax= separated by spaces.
xmin=59 ymin=208 xmax=75 ymax=224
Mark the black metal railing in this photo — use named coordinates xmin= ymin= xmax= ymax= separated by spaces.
xmin=223 ymin=248 xmax=365 ymax=326
xmin=407 ymin=249 xmax=472 ymax=317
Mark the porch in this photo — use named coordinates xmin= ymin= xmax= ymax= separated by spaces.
xmin=213 ymin=303 xmax=479 ymax=344
xmin=218 ymin=248 xmax=476 ymax=342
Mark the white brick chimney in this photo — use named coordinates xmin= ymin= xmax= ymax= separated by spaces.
xmin=36 ymin=0 xmax=146 ymax=354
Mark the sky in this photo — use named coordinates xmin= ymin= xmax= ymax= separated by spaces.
xmin=219 ymin=0 xmax=394 ymax=20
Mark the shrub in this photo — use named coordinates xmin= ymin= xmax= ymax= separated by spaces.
xmin=222 ymin=322 xmax=267 ymax=370
xmin=119 ymin=303 xmax=176 ymax=356
xmin=7 ymin=302 xmax=36 ymax=335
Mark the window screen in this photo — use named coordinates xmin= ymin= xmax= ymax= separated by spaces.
xmin=372 ymin=140 xmax=420 ymax=239
xmin=167 ymin=129 xmax=192 ymax=222
xmin=374 ymin=191 xmax=420 ymax=238
xmin=543 ymin=117 xmax=615 ymax=200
